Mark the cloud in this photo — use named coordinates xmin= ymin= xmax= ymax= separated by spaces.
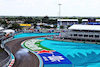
xmin=0 ymin=0 xmax=100 ymax=16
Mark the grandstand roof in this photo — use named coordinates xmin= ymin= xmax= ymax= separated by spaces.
xmin=96 ymin=19 xmax=100 ymax=21
xmin=57 ymin=19 xmax=78 ymax=21
xmin=82 ymin=19 xmax=88 ymax=21
xmin=68 ymin=25 xmax=100 ymax=31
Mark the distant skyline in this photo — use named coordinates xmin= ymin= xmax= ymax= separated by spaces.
xmin=0 ymin=0 xmax=100 ymax=17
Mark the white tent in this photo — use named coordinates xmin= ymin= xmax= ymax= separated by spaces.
xmin=0 ymin=27 xmax=4 ymax=30
xmin=68 ymin=25 xmax=100 ymax=31
xmin=2 ymin=29 xmax=15 ymax=34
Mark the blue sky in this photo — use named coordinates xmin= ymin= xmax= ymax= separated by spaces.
xmin=0 ymin=0 xmax=100 ymax=17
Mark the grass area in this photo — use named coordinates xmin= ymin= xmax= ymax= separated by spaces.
xmin=23 ymin=40 xmax=53 ymax=51
xmin=35 ymin=41 xmax=53 ymax=51
xmin=23 ymin=42 xmax=33 ymax=51
xmin=0 ymin=48 xmax=4 ymax=52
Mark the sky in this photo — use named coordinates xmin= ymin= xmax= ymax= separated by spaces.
xmin=0 ymin=0 xmax=100 ymax=17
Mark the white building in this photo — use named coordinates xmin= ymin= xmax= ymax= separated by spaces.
xmin=96 ymin=19 xmax=100 ymax=23
xmin=82 ymin=19 xmax=88 ymax=24
xmin=82 ymin=19 xmax=100 ymax=25
xmin=7 ymin=20 xmax=24 ymax=24
xmin=57 ymin=19 xmax=78 ymax=26
xmin=37 ymin=23 xmax=54 ymax=27
xmin=63 ymin=25 xmax=100 ymax=42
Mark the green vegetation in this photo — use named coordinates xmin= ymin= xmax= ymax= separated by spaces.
xmin=0 ymin=20 xmax=8 ymax=28
xmin=23 ymin=42 xmax=33 ymax=51
xmin=53 ymin=25 xmax=57 ymax=28
xmin=0 ymin=48 xmax=3 ymax=52
xmin=12 ymin=23 xmax=21 ymax=29
xmin=42 ymin=16 xmax=57 ymax=24
xmin=67 ymin=25 xmax=70 ymax=29
xmin=42 ymin=16 xmax=49 ymax=23
xmin=49 ymin=19 xmax=57 ymax=24
xmin=60 ymin=26 xmax=64 ymax=29
xmin=72 ymin=41 xmax=74 ymax=42
xmin=95 ymin=42 xmax=97 ymax=44
xmin=78 ymin=18 xmax=82 ymax=24
xmin=23 ymin=40 xmax=53 ymax=51
xmin=43 ymin=26 xmax=51 ymax=28
xmin=0 ymin=40 xmax=1 ymax=44
xmin=1 ymin=16 xmax=100 ymax=28
xmin=0 ymin=41 xmax=3 ymax=52
xmin=35 ymin=41 xmax=53 ymax=51
xmin=83 ymin=42 xmax=85 ymax=43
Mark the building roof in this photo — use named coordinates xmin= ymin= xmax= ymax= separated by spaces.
xmin=57 ymin=19 xmax=78 ymax=21
xmin=96 ymin=19 xmax=100 ymax=21
xmin=37 ymin=23 xmax=47 ymax=25
xmin=68 ymin=25 xmax=100 ymax=31
xmin=82 ymin=19 xmax=100 ymax=22
xmin=82 ymin=19 xmax=88 ymax=21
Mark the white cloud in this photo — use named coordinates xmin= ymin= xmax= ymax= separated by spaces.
xmin=0 ymin=0 xmax=100 ymax=16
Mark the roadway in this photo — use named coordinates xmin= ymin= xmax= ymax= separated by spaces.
xmin=5 ymin=36 xmax=45 ymax=67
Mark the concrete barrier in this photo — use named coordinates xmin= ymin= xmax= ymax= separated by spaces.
xmin=0 ymin=45 xmax=12 ymax=67
xmin=46 ymin=38 xmax=100 ymax=45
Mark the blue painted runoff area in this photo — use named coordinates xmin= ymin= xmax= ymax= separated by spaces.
xmin=11 ymin=54 xmax=15 ymax=59
xmin=14 ymin=33 xmax=59 ymax=39
xmin=41 ymin=40 xmax=100 ymax=67
xmin=39 ymin=51 xmax=72 ymax=64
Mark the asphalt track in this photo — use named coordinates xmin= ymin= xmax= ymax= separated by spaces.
xmin=5 ymin=36 xmax=46 ymax=67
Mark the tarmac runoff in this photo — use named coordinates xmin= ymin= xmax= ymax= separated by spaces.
xmin=21 ymin=39 xmax=72 ymax=67
xmin=5 ymin=36 xmax=46 ymax=67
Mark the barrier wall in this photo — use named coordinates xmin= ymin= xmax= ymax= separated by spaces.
xmin=46 ymin=37 xmax=100 ymax=45
xmin=0 ymin=44 xmax=12 ymax=67
xmin=0 ymin=32 xmax=18 ymax=67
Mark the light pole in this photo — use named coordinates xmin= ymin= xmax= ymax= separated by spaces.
xmin=57 ymin=4 xmax=61 ymax=30
xmin=58 ymin=4 xmax=61 ymax=19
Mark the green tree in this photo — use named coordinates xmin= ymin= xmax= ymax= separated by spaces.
xmin=0 ymin=20 xmax=8 ymax=28
xmin=24 ymin=17 xmax=34 ymax=24
xmin=42 ymin=16 xmax=49 ymax=23
xmin=44 ymin=26 xmax=51 ymax=28
xmin=12 ymin=23 xmax=21 ymax=29
xmin=53 ymin=25 xmax=57 ymax=28
xmin=67 ymin=25 xmax=70 ymax=29
xmin=60 ymin=26 xmax=64 ymax=29
xmin=17 ymin=16 xmax=26 ymax=20
xmin=49 ymin=19 xmax=57 ymax=24
xmin=78 ymin=18 xmax=82 ymax=24
xmin=34 ymin=24 xmax=37 ymax=28
xmin=34 ymin=17 xmax=41 ymax=23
